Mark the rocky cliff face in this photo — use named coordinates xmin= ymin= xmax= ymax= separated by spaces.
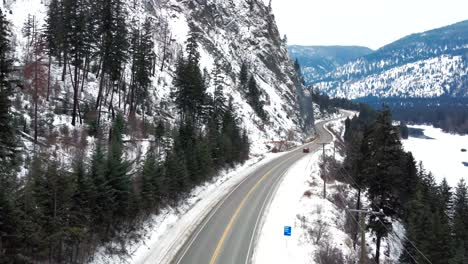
xmin=2 ymin=0 xmax=310 ymax=156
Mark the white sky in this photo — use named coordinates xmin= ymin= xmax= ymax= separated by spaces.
xmin=271 ymin=0 xmax=468 ymax=50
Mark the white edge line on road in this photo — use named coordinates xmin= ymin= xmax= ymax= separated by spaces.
xmin=244 ymin=153 xmax=300 ymax=264
xmin=175 ymin=165 xmax=268 ymax=264
xmin=246 ymin=114 xmax=350 ymax=264
xmin=171 ymin=114 xmax=349 ymax=264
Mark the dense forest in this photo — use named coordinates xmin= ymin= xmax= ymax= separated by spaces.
xmin=360 ymin=97 xmax=468 ymax=135
xmin=0 ymin=3 xmax=251 ymax=263
xmin=341 ymin=105 xmax=468 ymax=263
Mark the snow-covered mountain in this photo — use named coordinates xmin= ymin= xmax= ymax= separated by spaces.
xmin=311 ymin=20 xmax=468 ymax=99
xmin=288 ymin=45 xmax=372 ymax=85
xmin=1 ymin=0 xmax=309 ymax=155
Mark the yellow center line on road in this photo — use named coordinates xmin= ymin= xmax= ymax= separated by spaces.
xmin=208 ymin=152 xmax=300 ymax=264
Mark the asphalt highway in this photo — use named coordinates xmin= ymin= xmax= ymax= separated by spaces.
xmin=171 ymin=117 xmax=342 ymax=264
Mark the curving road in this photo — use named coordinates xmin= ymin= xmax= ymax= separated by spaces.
xmin=171 ymin=115 xmax=346 ymax=264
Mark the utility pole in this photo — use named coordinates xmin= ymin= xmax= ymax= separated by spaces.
xmin=319 ymin=143 xmax=327 ymax=156
xmin=319 ymin=143 xmax=328 ymax=198
xmin=348 ymin=209 xmax=385 ymax=264
xmin=333 ymin=142 xmax=336 ymax=160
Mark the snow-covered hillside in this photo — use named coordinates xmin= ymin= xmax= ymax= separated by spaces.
xmin=316 ymin=54 xmax=467 ymax=99
xmin=288 ymin=45 xmax=373 ymax=86
xmin=310 ymin=20 xmax=468 ymax=100
xmin=1 ymin=0 xmax=309 ymax=155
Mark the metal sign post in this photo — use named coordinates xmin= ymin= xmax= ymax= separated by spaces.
xmin=284 ymin=226 xmax=291 ymax=250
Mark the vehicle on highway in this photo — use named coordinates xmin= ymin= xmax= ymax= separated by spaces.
xmin=302 ymin=147 xmax=310 ymax=153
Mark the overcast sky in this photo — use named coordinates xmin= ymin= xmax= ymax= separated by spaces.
xmin=271 ymin=0 xmax=468 ymax=50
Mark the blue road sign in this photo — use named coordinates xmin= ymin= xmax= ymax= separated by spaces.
xmin=284 ymin=226 xmax=292 ymax=236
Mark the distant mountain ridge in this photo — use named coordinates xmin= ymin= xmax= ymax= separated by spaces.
xmin=310 ymin=20 xmax=468 ymax=99
xmin=288 ymin=45 xmax=373 ymax=85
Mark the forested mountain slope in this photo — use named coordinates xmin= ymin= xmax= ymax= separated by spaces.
xmin=313 ymin=20 xmax=468 ymax=99
xmin=0 ymin=0 xmax=313 ymax=262
xmin=288 ymin=45 xmax=372 ymax=85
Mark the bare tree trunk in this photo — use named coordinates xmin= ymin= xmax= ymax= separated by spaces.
xmin=375 ymin=234 xmax=382 ymax=263
xmin=34 ymin=34 xmax=38 ymax=144
xmin=72 ymin=63 xmax=80 ymax=126
xmin=96 ymin=69 xmax=106 ymax=131
xmin=80 ymin=55 xmax=89 ymax=93
xmin=62 ymin=49 xmax=68 ymax=82
xmin=108 ymin=82 xmax=115 ymax=120
xmin=95 ymin=65 xmax=105 ymax=110
xmin=47 ymin=53 xmax=51 ymax=101
xmin=354 ymin=187 xmax=361 ymax=249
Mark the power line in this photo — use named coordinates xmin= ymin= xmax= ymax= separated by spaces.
xmin=376 ymin=217 xmax=432 ymax=264
xmin=332 ymin=187 xmax=378 ymax=264
xmin=317 ymin=132 xmax=430 ymax=264
xmin=331 ymin=160 xmax=427 ymax=263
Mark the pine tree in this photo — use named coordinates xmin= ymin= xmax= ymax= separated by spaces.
xmin=452 ymin=179 xmax=468 ymax=259
xmin=247 ymin=76 xmax=267 ymax=121
xmin=186 ymin=26 xmax=200 ymax=65
xmin=293 ymin=58 xmax=305 ymax=85
xmin=129 ymin=17 xmax=154 ymax=116
xmin=155 ymin=120 xmax=165 ymax=154
xmin=0 ymin=10 xmax=20 ymax=260
xmin=95 ymin=0 xmax=129 ymax=126
xmin=164 ymin=148 xmax=189 ymax=204
xmin=71 ymin=152 xmax=96 ymax=229
xmin=195 ymin=136 xmax=215 ymax=183
xmin=361 ymin=108 xmax=405 ymax=263
xmin=141 ymin=148 xmax=157 ymax=212
xmin=106 ymin=113 xmax=131 ymax=218
xmin=89 ymin=142 xmax=113 ymax=230
xmin=439 ymin=178 xmax=453 ymax=216
xmin=0 ymin=8 xmax=16 ymax=166
xmin=239 ymin=62 xmax=248 ymax=89
xmin=240 ymin=129 xmax=250 ymax=162
xmin=172 ymin=32 xmax=207 ymax=124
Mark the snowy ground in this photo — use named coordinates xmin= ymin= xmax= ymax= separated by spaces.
xmin=92 ymin=152 xmax=289 ymax=264
xmin=253 ymin=116 xmax=402 ymax=264
xmin=253 ymin=118 xmax=355 ymax=264
xmin=402 ymin=125 xmax=468 ymax=186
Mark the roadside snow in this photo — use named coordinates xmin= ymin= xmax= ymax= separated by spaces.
xmin=253 ymin=145 xmax=359 ymax=263
xmin=254 ymin=116 xmax=402 ymax=264
xmin=253 ymin=118 xmax=354 ymax=264
xmin=91 ymin=152 xmax=288 ymax=264
xmin=402 ymin=125 xmax=468 ymax=186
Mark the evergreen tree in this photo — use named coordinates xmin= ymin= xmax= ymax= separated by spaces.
xmin=129 ymin=17 xmax=154 ymax=116
xmin=0 ymin=10 xmax=21 ymax=260
xmin=293 ymin=58 xmax=305 ymax=85
xmin=400 ymin=121 xmax=409 ymax=139
xmin=185 ymin=25 xmax=200 ymax=65
xmin=106 ymin=113 xmax=131 ymax=218
xmin=452 ymin=179 xmax=468 ymax=259
xmin=164 ymin=148 xmax=189 ymax=204
xmin=240 ymin=129 xmax=250 ymax=162
xmin=71 ymin=153 xmax=97 ymax=229
xmin=172 ymin=31 xmax=207 ymax=124
xmin=89 ymin=142 xmax=113 ymax=231
xmin=247 ymin=76 xmax=267 ymax=121
xmin=361 ymin=108 xmax=405 ymax=263
xmin=154 ymin=120 xmax=165 ymax=154
xmin=141 ymin=148 xmax=157 ymax=212
xmin=0 ymin=8 xmax=16 ymax=166
xmin=239 ymin=62 xmax=248 ymax=88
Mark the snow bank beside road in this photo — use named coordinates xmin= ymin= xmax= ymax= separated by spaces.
xmin=253 ymin=146 xmax=355 ymax=263
xmin=91 ymin=153 xmax=287 ymax=264
xmin=254 ymin=115 xmax=402 ymax=264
